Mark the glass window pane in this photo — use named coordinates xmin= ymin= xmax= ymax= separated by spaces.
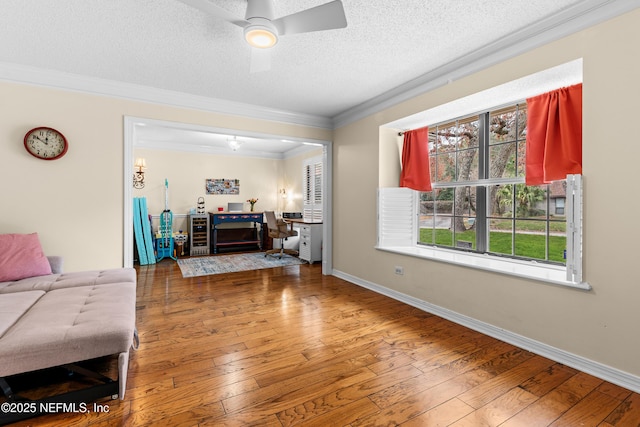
xmin=456 ymin=148 xmax=478 ymax=181
xmin=435 ymin=152 xmax=456 ymax=183
xmin=516 ymin=106 xmax=527 ymax=141
xmin=455 ymin=226 xmax=476 ymax=250
xmin=419 ymin=227 xmax=434 ymax=245
xmin=436 ymin=123 xmax=457 ymax=153
xmin=489 ymin=219 xmax=513 ymax=256
xmin=458 ymin=117 xmax=479 ymax=149
xmin=489 ymin=105 xmax=518 ymax=145
xmin=433 ymin=188 xmax=454 ymax=247
xmin=549 ymin=220 xmax=567 ymax=264
xmin=488 ymin=184 xmax=514 ymax=218
xmin=454 ymin=186 xmax=475 ymax=217
xmin=489 ymin=142 xmax=516 ymax=179
xmin=419 ymin=192 xmax=434 ymax=245
xmin=515 ymin=220 xmax=547 ymax=261
xmin=515 ymin=184 xmax=548 ymax=219
xmin=549 ymin=181 xmax=567 ymax=217
xmin=433 ymin=188 xmax=454 ymax=212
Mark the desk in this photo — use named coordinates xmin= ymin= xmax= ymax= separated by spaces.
xmin=209 ymin=212 xmax=264 ymax=254
xmin=285 ymin=219 xmax=322 ymax=263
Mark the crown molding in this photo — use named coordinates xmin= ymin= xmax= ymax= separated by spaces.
xmin=0 ymin=62 xmax=334 ymax=130
xmin=331 ymin=0 xmax=639 ymax=129
xmin=1 ymin=1 xmax=636 ymax=132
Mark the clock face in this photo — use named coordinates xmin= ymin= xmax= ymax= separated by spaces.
xmin=24 ymin=127 xmax=68 ymax=160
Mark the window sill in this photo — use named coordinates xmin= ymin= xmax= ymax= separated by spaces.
xmin=375 ymin=245 xmax=591 ymax=291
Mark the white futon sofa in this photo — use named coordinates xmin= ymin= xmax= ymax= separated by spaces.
xmin=0 ymin=233 xmax=137 ymax=424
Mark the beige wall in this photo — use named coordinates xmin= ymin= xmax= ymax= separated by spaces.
xmin=133 ymin=148 xmax=279 ymax=233
xmin=0 ymin=83 xmax=330 ymax=271
xmin=131 ymin=147 xmax=322 ymax=232
xmin=333 ymin=9 xmax=640 ymax=377
xmin=280 ymin=149 xmax=323 ymax=214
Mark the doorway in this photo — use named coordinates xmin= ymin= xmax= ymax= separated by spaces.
xmin=123 ymin=116 xmax=333 ymax=274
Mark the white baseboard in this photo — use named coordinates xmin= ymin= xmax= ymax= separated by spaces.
xmin=332 ymin=269 xmax=640 ymax=394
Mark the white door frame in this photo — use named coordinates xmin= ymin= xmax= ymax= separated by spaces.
xmin=123 ymin=116 xmax=333 ymax=275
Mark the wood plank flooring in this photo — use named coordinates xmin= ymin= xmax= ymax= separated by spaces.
xmin=7 ymin=257 xmax=640 ymax=426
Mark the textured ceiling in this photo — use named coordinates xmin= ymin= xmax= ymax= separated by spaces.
xmin=0 ymin=0 xmax=625 ymax=122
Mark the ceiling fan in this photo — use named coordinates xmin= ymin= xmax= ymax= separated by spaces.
xmin=178 ymin=0 xmax=348 ymax=72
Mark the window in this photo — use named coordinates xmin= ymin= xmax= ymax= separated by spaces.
xmin=377 ymin=105 xmax=585 ymax=288
xmin=303 ymin=155 xmax=323 ymax=222
xmin=379 ymin=61 xmax=586 ymax=287
xmin=420 ymin=104 xmax=567 ymax=265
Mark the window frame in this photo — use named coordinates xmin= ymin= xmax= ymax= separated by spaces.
xmin=420 ymin=104 xmax=567 ymax=267
xmin=377 ymin=110 xmax=587 ymax=289
xmin=378 ymin=60 xmax=586 ymax=288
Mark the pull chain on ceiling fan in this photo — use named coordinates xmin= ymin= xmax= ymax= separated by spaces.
xmin=178 ymin=0 xmax=348 ymax=72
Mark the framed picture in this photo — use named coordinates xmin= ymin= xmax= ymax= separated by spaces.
xmin=206 ymin=178 xmax=240 ymax=195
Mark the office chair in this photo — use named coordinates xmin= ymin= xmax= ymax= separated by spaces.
xmin=264 ymin=211 xmax=298 ymax=259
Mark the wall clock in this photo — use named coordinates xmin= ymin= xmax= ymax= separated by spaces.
xmin=23 ymin=127 xmax=68 ymax=160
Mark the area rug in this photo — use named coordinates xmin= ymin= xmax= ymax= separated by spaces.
xmin=177 ymin=252 xmax=305 ymax=278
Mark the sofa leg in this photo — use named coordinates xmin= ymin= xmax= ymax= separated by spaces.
xmin=118 ymin=351 xmax=130 ymax=400
xmin=0 ymin=377 xmax=14 ymax=400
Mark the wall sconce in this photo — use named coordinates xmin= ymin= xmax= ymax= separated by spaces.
xmin=279 ymin=188 xmax=287 ymax=199
xmin=133 ymin=158 xmax=146 ymax=189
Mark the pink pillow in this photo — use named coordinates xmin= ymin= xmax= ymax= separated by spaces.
xmin=0 ymin=233 xmax=52 ymax=282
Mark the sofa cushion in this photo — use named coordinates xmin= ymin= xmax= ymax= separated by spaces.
xmin=0 ymin=291 xmax=45 ymax=338
xmin=0 ymin=283 xmax=136 ymax=377
xmin=0 ymin=233 xmax=52 ymax=282
xmin=0 ymin=268 xmax=136 ymax=294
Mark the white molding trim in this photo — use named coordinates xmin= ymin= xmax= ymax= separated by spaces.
xmin=332 ymin=269 xmax=640 ymax=394
xmin=332 ymin=0 xmax=639 ymax=129
xmin=321 ymin=143 xmax=333 ymax=275
xmin=123 ymin=117 xmax=135 ymax=268
xmin=0 ymin=62 xmax=333 ymax=130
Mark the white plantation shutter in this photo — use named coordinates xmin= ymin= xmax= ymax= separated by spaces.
xmin=377 ymin=187 xmax=418 ymax=247
xmin=303 ymin=156 xmax=323 ymax=222
xmin=565 ymin=174 xmax=583 ymax=284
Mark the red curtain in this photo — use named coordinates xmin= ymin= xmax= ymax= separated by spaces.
xmin=400 ymin=126 xmax=432 ymax=191
xmin=526 ymin=83 xmax=582 ymax=185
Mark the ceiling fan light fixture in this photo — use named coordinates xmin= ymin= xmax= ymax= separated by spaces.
xmin=244 ymin=24 xmax=278 ymax=48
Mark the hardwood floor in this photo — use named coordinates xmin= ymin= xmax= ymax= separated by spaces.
xmin=8 ymin=258 xmax=640 ymax=426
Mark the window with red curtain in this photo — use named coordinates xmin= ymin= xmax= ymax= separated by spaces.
xmin=400 ymin=126 xmax=431 ymax=191
xmin=525 ymin=83 xmax=582 ymax=185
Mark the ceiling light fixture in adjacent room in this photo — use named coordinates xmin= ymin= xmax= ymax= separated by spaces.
xmin=227 ymin=137 xmax=244 ymax=151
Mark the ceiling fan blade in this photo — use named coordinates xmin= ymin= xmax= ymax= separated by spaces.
xmin=272 ymin=0 xmax=347 ymax=35
xmin=177 ymin=0 xmax=249 ymax=28
xmin=250 ymin=48 xmax=271 ymax=73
